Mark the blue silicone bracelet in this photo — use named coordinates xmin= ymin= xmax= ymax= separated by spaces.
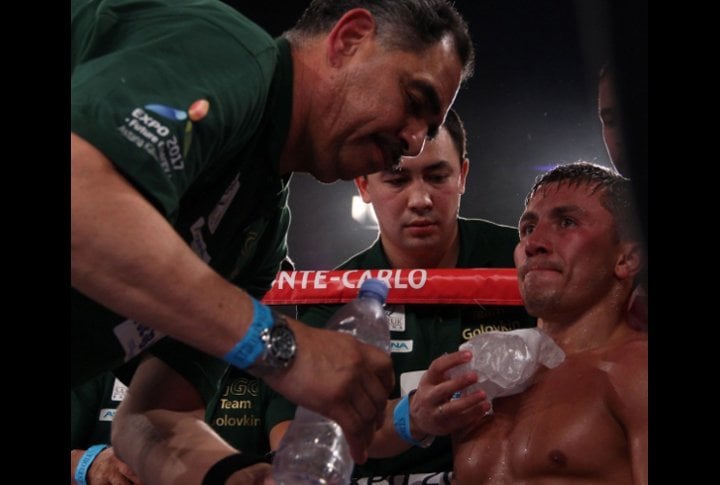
xmin=393 ymin=391 xmax=426 ymax=447
xmin=74 ymin=444 xmax=108 ymax=485
xmin=223 ymin=297 xmax=274 ymax=369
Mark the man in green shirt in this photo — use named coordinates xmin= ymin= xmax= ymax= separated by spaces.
xmin=270 ymin=110 xmax=535 ymax=479
xmin=72 ymin=0 xmax=475 ymax=482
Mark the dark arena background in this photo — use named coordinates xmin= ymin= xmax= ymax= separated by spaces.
xmin=222 ymin=0 xmax=647 ymax=270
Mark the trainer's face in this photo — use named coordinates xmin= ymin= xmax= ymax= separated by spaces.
xmin=515 ymin=182 xmax=621 ymax=320
xmin=312 ymin=36 xmax=463 ymax=182
xmin=355 ymin=127 xmax=468 ymax=267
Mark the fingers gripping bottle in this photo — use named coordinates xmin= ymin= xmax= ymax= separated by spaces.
xmin=272 ymin=279 xmax=391 ymax=485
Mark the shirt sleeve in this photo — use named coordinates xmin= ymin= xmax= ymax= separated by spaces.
xmin=71 ymin=17 xmax=275 ymax=220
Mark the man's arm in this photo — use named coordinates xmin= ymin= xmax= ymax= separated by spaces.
xmin=72 ymin=132 xmax=253 ymax=361
xmin=112 ymin=354 xmax=271 ymax=484
xmin=72 ymin=133 xmax=394 ymax=462
xmin=367 ymin=351 xmax=489 ymax=458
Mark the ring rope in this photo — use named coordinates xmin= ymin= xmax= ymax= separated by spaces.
xmin=261 ymin=268 xmax=522 ymax=306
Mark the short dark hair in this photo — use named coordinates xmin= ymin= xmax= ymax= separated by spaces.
xmin=443 ymin=108 xmax=467 ymax=161
xmin=285 ymin=0 xmax=474 ymax=81
xmin=525 ymin=162 xmax=638 ymax=241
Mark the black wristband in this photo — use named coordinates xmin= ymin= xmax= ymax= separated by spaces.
xmin=202 ymin=452 xmax=268 ymax=485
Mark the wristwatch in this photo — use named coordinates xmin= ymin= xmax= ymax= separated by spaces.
xmin=255 ymin=311 xmax=296 ymax=370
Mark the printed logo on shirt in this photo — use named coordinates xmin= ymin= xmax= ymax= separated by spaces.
xmin=113 ymin=319 xmax=165 ymax=361
xmin=187 ymin=99 xmax=210 ymax=122
xmin=98 ymin=408 xmax=117 ymax=422
xmin=208 ymin=173 xmax=241 ymax=234
xmin=145 ymin=104 xmax=188 ymax=121
xmin=111 ymin=379 xmax=128 ymax=402
xmin=116 ymin=105 xmax=189 ymax=173
xmin=222 ymin=376 xmax=260 ymax=398
xmin=386 ymin=304 xmax=405 ymax=332
xmin=189 ymin=217 xmax=211 ymax=263
xmin=390 ymin=339 xmax=413 ymax=353
xmin=219 ymin=398 xmax=253 ymax=410
xmin=212 ymin=414 xmax=261 ymax=428
xmin=462 ymin=323 xmax=520 ymax=341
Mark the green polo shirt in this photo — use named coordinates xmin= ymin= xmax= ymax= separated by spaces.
xmin=288 ymin=218 xmax=536 ymax=477
xmin=71 ymin=0 xmax=294 ymax=387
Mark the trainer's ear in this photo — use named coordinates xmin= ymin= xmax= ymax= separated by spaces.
xmin=325 ymin=8 xmax=376 ymax=67
xmin=355 ymin=175 xmax=372 ymax=203
xmin=615 ymin=241 xmax=643 ymax=280
xmin=459 ymin=158 xmax=469 ymax=195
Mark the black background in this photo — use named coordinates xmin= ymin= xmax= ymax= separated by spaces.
xmin=223 ymin=0 xmax=646 ymax=270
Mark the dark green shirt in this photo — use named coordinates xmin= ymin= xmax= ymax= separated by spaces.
xmin=71 ymin=371 xmax=128 ymax=449
xmin=290 ymin=218 xmax=536 ymax=477
xmin=205 ymin=368 xmax=296 ymax=455
xmin=70 ymin=0 xmax=293 ymax=387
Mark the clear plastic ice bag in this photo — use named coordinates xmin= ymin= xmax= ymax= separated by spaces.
xmin=448 ymin=328 xmax=565 ymax=410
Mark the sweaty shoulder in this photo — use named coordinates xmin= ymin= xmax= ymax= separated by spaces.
xmin=601 ymin=333 xmax=647 ymax=374
xmin=597 ymin=333 xmax=648 ymax=423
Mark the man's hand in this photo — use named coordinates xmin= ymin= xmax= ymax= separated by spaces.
xmin=409 ymin=351 xmax=490 ymax=438
xmin=258 ymin=320 xmax=394 ymax=464
xmin=73 ymin=447 xmax=143 ymax=485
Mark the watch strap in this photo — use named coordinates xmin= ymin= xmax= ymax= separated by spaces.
xmin=223 ymin=297 xmax=274 ymax=369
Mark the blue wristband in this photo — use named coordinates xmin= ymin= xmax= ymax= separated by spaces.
xmin=223 ymin=297 xmax=273 ymax=369
xmin=74 ymin=444 xmax=108 ymax=485
xmin=393 ymin=391 xmax=434 ymax=448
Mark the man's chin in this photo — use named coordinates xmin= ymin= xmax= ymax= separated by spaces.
xmin=312 ymin=173 xmax=339 ymax=184
xmin=308 ymin=165 xmax=340 ymax=184
xmin=399 ymin=238 xmax=442 ymax=254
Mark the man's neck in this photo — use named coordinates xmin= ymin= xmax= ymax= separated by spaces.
xmin=538 ymin=289 xmax=636 ymax=355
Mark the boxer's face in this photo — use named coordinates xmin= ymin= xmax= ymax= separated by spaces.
xmin=515 ymin=182 xmax=622 ymax=319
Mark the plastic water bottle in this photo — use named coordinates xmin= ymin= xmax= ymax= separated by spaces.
xmin=272 ymin=278 xmax=391 ymax=485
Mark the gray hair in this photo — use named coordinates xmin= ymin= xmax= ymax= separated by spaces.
xmin=284 ymin=0 xmax=474 ymax=81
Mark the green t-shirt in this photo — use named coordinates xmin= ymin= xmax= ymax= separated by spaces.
xmin=287 ymin=218 xmax=536 ymax=477
xmin=205 ymin=367 xmax=296 ymax=455
xmin=71 ymin=371 xmax=128 ymax=449
xmin=70 ymin=0 xmax=293 ymax=386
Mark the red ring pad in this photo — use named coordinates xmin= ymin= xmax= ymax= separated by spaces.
xmin=261 ymin=268 xmax=522 ymax=306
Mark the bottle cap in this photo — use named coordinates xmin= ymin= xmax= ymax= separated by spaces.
xmin=359 ymin=278 xmax=389 ymax=303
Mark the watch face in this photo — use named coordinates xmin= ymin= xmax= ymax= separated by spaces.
xmin=270 ymin=324 xmax=296 ymax=364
